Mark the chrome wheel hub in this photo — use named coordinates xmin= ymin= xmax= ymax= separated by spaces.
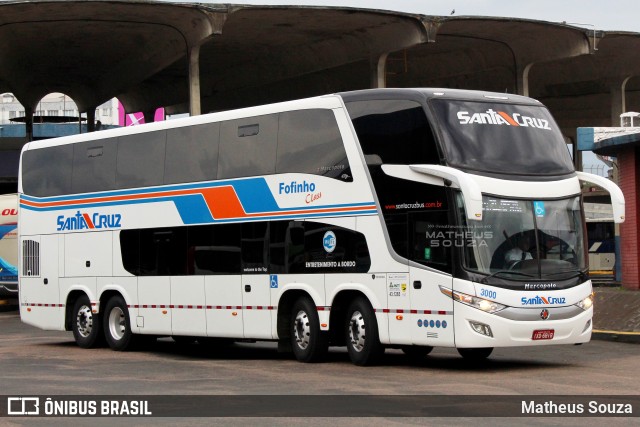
xmin=75 ymin=305 xmax=93 ymax=338
xmin=349 ymin=310 xmax=366 ymax=352
xmin=108 ymin=306 xmax=126 ymax=341
xmin=294 ymin=310 xmax=310 ymax=350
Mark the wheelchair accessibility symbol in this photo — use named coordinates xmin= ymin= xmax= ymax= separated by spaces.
xmin=270 ymin=275 xmax=278 ymax=289
xmin=533 ymin=201 xmax=546 ymax=217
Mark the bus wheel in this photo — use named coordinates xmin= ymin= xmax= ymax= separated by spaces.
xmin=346 ymin=297 xmax=383 ymax=366
xmin=72 ymin=295 xmax=103 ymax=348
xmin=401 ymin=345 xmax=434 ymax=360
xmin=103 ymin=295 xmax=134 ymax=351
xmin=457 ymin=347 xmax=493 ymax=360
xmin=290 ymin=297 xmax=328 ymax=363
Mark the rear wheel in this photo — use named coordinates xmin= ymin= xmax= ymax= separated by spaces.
xmin=290 ymin=296 xmax=328 ymax=363
xmin=345 ymin=297 xmax=383 ymax=366
xmin=103 ymin=295 xmax=135 ymax=351
xmin=457 ymin=347 xmax=493 ymax=360
xmin=71 ymin=295 xmax=103 ymax=348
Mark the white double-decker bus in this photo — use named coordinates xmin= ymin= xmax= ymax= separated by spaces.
xmin=18 ymin=89 xmax=624 ymax=365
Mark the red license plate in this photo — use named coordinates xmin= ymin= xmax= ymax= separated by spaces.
xmin=532 ymin=329 xmax=555 ymax=340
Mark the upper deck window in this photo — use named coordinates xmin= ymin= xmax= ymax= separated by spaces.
xmin=346 ymin=99 xmax=440 ymax=165
xmin=430 ymin=100 xmax=574 ymax=176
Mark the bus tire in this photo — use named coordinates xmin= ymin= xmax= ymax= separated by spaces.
xmin=103 ymin=295 xmax=135 ymax=351
xmin=401 ymin=345 xmax=434 ymax=360
xmin=71 ymin=294 xmax=103 ymax=348
xmin=290 ymin=296 xmax=328 ymax=363
xmin=457 ymin=347 xmax=493 ymax=360
xmin=346 ymin=297 xmax=383 ymax=366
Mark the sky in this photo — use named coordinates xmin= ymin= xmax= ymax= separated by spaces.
xmin=169 ymin=0 xmax=640 ymax=33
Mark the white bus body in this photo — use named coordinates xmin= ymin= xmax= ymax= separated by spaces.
xmin=18 ymin=89 xmax=624 ymax=365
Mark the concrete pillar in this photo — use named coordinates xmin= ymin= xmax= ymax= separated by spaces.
xmin=25 ymin=106 xmax=34 ymax=142
xmin=516 ymin=63 xmax=533 ymax=97
xmin=188 ymin=45 xmax=201 ymax=116
xmin=87 ymin=108 xmax=96 ymax=132
xmin=610 ymin=77 xmax=631 ymax=125
xmin=370 ymin=53 xmax=389 ymax=89
xmin=618 ymin=146 xmax=640 ymax=290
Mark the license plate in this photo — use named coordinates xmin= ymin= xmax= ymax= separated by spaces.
xmin=532 ymin=329 xmax=554 ymax=340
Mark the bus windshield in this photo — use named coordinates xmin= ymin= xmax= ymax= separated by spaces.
xmin=431 ymin=99 xmax=574 ymax=176
xmin=456 ymin=194 xmax=587 ymax=281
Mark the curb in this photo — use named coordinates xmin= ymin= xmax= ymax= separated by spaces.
xmin=592 ymin=330 xmax=640 ymax=344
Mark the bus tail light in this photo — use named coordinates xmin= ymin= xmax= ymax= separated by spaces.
xmin=439 ymin=286 xmax=506 ymax=314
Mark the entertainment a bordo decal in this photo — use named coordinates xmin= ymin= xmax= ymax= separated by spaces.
xmin=56 ymin=211 xmax=122 ymax=231
xmin=457 ymin=109 xmax=552 ymax=130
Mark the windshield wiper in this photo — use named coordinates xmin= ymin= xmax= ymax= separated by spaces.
xmin=481 ymin=270 xmax=536 ymax=283
xmin=541 ymin=269 xmax=583 ymax=279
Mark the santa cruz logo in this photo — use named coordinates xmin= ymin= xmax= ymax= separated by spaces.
xmin=457 ymin=109 xmax=552 ymax=130
xmin=521 ymin=295 xmax=566 ymax=306
xmin=56 ymin=211 xmax=122 ymax=231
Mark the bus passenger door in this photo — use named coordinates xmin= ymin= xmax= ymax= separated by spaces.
xmin=407 ymin=208 xmax=455 ymax=347
xmin=409 ymin=266 xmax=454 ymax=347
xmin=241 ymin=274 xmax=272 ymax=339
xmin=241 ymin=223 xmax=272 ymax=339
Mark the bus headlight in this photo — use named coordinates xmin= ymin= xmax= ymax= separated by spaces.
xmin=439 ymin=286 xmax=506 ymax=314
xmin=575 ymin=295 xmax=593 ymax=311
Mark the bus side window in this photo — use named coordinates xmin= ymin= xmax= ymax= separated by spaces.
xmin=165 ymin=123 xmax=220 ymax=185
xmin=346 ymin=99 xmax=440 ymax=166
xmin=270 ymin=220 xmax=304 ymax=274
xmin=22 ymin=145 xmax=73 ymax=197
xmin=218 ymin=115 xmax=278 ymax=179
xmin=276 ymin=110 xmax=352 ymax=181
xmin=241 ymin=222 xmax=269 ymax=274
xmin=71 ymin=139 xmax=117 ymax=194
xmin=137 ymin=228 xmax=187 ymax=276
xmin=116 ymin=131 xmax=166 ymax=189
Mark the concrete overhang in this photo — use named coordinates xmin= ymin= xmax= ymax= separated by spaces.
xmin=0 ymin=0 xmax=226 ymax=112
xmin=530 ymin=32 xmax=640 ymax=134
xmin=119 ymin=5 xmax=431 ymax=114
xmin=384 ymin=17 xmax=592 ymax=94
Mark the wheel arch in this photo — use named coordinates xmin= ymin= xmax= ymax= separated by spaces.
xmin=276 ymin=289 xmax=314 ymax=341
xmin=328 ymin=289 xmax=370 ymax=346
xmin=64 ymin=289 xmax=91 ymax=331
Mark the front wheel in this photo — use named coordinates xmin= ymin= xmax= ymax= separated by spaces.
xmin=345 ymin=297 xmax=383 ymax=366
xmin=290 ymin=296 xmax=328 ymax=363
xmin=71 ymin=295 xmax=103 ymax=348
xmin=457 ymin=347 xmax=493 ymax=360
xmin=103 ymin=295 xmax=135 ymax=351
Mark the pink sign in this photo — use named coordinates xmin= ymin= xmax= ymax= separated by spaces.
xmin=117 ymin=101 xmax=165 ymax=126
